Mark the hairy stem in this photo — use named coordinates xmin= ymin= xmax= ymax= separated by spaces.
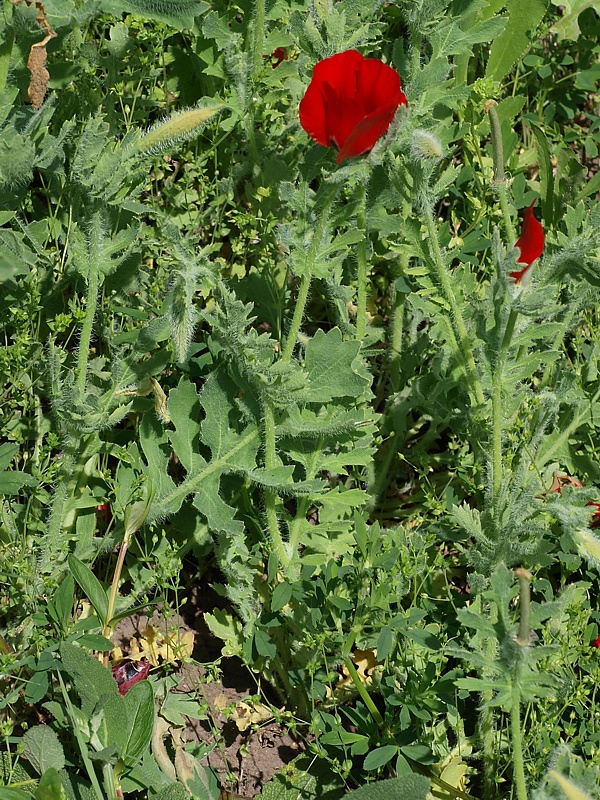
xmin=488 ymin=104 xmax=516 ymax=243
xmin=510 ymin=680 xmax=528 ymax=800
xmin=356 ymin=183 xmax=369 ymax=342
xmin=251 ymin=0 xmax=265 ymax=77
xmin=515 ymin=568 xmax=532 ymax=646
xmin=491 ymin=307 xmax=519 ymax=500
xmin=423 ymin=204 xmax=485 ymax=406
xmin=76 ymin=214 xmax=102 ymax=400
xmin=262 ymin=401 xmax=291 ymax=572
xmin=282 ymin=182 xmax=338 ymax=362
xmin=0 ymin=13 xmax=14 ymax=96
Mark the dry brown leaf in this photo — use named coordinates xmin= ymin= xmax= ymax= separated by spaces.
xmin=14 ymin=2 xmax=57 ymax=108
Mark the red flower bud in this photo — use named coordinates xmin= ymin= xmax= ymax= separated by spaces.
xmin=299 ymin=49 xmax=407 ymax=165
xmin=509 ymin=201 xmax=544 ymax=286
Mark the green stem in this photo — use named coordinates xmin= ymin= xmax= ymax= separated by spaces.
xmin=389 ymin=285 xmax=406 ymax=395
xmin=56 ymin=671 xmax=105 ymax=800
xmin=423 ymin=204 xmax=485 ymax=406
xmin=281 ymin=182 xmax=338 ymax=362
xmin=515 ymin=568 xmax=532 ymax=646
xmin=103 ymin=763 xmax=119 ymax=800
xmin=263 ymin=401 xmax=291 ymax=572
xmin=539 ymin=383 xmax=600 ymax=467
xmin=343 ymin=656 xmax=384 ymax=727
xmin=104 ymin=530 xmax=132 ymax=641
xmin=410 ymin=30 xmax=422 ymax=83
xmin=251 ymin=0 xmax=265 ymax=77
xmin=356 ymin=183 xmax=369 ymax=342
xmin=0 ymin=10 xmax=14 ymax=96
xmin=491 ymin=308 xmax=519 ymax=499
xmin=510 ymin=681 xmax=528 ymax=800
xmin=76 ymin=214 xmax=102 ymax=401
xmin=488 ymin=104 xmax=516 ymax=243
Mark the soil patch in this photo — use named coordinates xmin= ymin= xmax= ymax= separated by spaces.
xmin=113 ymin=583 xmax=304 ymax=798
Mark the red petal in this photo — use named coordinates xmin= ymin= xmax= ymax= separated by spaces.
xmin=515 ymin=201 xmax=544 ymax=265
xmin=336 ymin=103 xmax=401 ymax=163
xmin=299 ymin=50 xmax=406 ymax=162
xmin=510 ymin=201 xmax=544 ymax=284
xmin=593 ymin=634 xmax=600 ymax=648
xmin=299 ymin=50 xmax=363 ymax=148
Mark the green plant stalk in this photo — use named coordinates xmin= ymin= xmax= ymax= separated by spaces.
xmin=102 ymin=763 xmax=119 ymax=800
xmin=489 ymin=104 xmax=516 ymax=243
xmin=369 ymin=432 xmax=398 ymax=513
xmin=515 ymin=568 xmax=532 ymax=646
xmin=251 ymin=0 xmax=265 ymax=77
xmin=423 ymin=204 xmax=485 ymax=406
xmin=56 ymin=670 xmax=105 ymax=800
xmin=343 ymin=656 xmax=384 ymax=726
xmin=270 ymin=624 xmax=310 ymax=718
xmin=510 ymin=679 xmax=528 ymax=800
xmin=539 ymin=383 xmax=600 ymax=467
xmin=281 ymin=182 xmax=338 ymax=362
xmin=389 ymin=284 xmax=406 ymax=394
xmin=491 ymin=308 xmax=519 ymax=500
xmin=103 ymin=530 xmax=132 ymax=641
xmin=0 ymin=13 xmax=14 ymax=96
xmin=76 ymin=214 xmax=102 ymax=400
xmin=356 ymin=183 xmax=369 ymax=341
xmin=287 ymin=436 xmax=324 ymax=558
xmin=262 ymin=401 xmax=291 ymax=572
xmin=476 ymin=595 xmax=498 ymax=800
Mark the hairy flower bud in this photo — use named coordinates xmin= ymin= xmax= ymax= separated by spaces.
xmin=410 ymin=129 xmax=444 ymax=162
xmin=572 ymin=528 xmax=600 ymax=568
xmin=136 ymin=105 xmax=223 ymax=155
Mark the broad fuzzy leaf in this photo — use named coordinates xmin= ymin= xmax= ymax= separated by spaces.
xmin=485 ymin=0 xmax=548 ymax=83
xmin=304 ymin=328 xmax=370 ymax=403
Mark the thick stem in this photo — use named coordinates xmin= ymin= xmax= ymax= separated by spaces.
xmin=355 ymin=184 xmax=369 ymax=342
xmin=515 ymin=568 xmax=532 ymax=646
xmin=76 ymin=215 xmax=102 ymax=400
xmin=282 ymin=182 xmax=338 ymax=362
xmin=262 ymin=401 xmax=291 ymax=572
xmin=251 ymin=0 xmax=265 ymax=77
xmin=510 ymin=681 xmax=528 ymax=800
xmin=423 ymin=204 xmax=485 ymax=406
xmin=488 ymin=104 xmax=516 ymax=243
xmin=491 ymin=308 xmax=519 ymax=499
xmin=0 ymin=10 xmax=14 ymax=96
xmin=103 ymin=763 xmax=119 ymax=800
xmin=389 ymin=286 xmax=406 ymax=395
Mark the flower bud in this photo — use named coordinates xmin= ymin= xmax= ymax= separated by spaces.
xmin=410 ymin=129 xmax=444 ymax=162
xmin=124 ymin=479 xmax=153 ymax=538
xmin=548 ymin=770 xmax=592 ymax=800
xmin=136 ymin=105 xmax=223 ymax=156
xmin=572 ymin=528 xmax=600 ymax=568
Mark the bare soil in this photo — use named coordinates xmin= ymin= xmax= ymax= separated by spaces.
xmin=114 ymin=582 xmax=304 ymax=799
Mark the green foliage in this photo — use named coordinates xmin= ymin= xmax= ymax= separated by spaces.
xmin=2 ymin=0 xmax=600 ymax=797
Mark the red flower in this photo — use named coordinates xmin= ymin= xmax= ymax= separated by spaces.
xmin=299 ymin=49 xmax=407 ymax=165
xmin=510 ymin=201 xmax=544 ymax=285
xmin=271 ymin=47 xmax=287 ymax=68
xmin=112 ymin=659 xmax=151 ymax=696
xmin=593 ymin=634 xmax=600 ymax=648
xmin=264 ymin=48 xmax=288 ymax=68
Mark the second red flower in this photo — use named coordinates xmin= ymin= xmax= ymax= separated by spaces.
xmin=299 ymin=49 xmax=407 ymax=165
